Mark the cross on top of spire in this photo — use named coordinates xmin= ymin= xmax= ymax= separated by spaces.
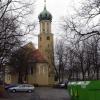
xmin=44 ymin=0 xmax=46 ymax=9
xmin=38 ymin=0 xmax=52 ymax=21
xmin=44 ymin=0 xmax=46 ymax=4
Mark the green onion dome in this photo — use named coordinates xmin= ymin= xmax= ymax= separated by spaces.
xmin=38 ymin=7 xmax=52 ymax=21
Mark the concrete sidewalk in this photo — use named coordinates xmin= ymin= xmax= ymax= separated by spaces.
xmin=0 ymin=87 xmax=71 ymax=100
xmin=0 ymin=91 xmax=11 ymax=100
xmin=0 ymin=98 xmax=11 ymax=100
xmin=35 ymin=87 xmax=70 ymax=100
xmin=0 ymin=96 xmax=11 ymax=100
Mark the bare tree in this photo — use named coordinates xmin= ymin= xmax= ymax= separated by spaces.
xmin=55 ymin=39 xmax=68 ymax=82
xmin=9 ymin=44 xmax=36 ymax=83
xmin=64 ymin=36 xmax=100 ymax=81
xmin=0 ymin=0 xmax=35 ymax=83
xmin=59 ymin=0 xmax=100 ymax=81
xmin=63 ymin=0 xmax=100 ymax=41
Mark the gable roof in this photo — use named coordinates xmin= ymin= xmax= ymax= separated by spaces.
xmin=32 ymin=49 xmax=47 ymax=63
xmin=20 ymin=43 xmax=47 ymax=63
xmin=22 ymin=42 xmax=36 ymax=50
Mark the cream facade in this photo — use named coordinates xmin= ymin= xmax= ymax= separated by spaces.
xmin=5 ymin=5 xmax=55 ymax=86
xmin=28 ymin=63 xmax=49 ymax=86
xmin=38 ymin=6 xmax=55 ymax=85
xmin=5 ymin=62 xmax=49 ymax=86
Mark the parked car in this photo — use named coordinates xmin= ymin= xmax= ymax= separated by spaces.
xmin=0 ymin=80 xmax=10 ymax=89
xmin=8 ymin=84 xmax=35 ymax=92
xmin=53 ymin=81 xmax=68 ymax=89
xmin=5 ymin=84 xmax=18 ymax=90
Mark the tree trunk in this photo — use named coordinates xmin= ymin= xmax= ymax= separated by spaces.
xmin=18 ymin=72 xmax=23 ymax=83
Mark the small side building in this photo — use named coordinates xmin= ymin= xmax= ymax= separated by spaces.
xmin=27 ymin=49 xmax=49 ymax=86
xmin=5 ymin=43 xmax=49 ymax=86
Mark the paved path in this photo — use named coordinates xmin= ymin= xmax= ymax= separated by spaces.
xmin=0 ymin=87 xmax=71 ymax=100
xmin=33 ymin=87 xmax=71 ymax=100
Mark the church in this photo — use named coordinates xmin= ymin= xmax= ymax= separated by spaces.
xmin=5 ymin=1 xmax=55 ymax=86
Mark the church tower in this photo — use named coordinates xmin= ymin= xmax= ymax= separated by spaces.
xmin=38 ymin=0 xmax=55 ymax=85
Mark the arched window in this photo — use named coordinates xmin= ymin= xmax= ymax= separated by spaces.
xmin=40 ymin=37 xmax=42 ymax=41
xmin=42 ymin=22 xmax=45 ymax=32
xmin=47 ymin=36 xmax=50 ymax=40
xmin=47 ymin=23 xmax=49 ymax=32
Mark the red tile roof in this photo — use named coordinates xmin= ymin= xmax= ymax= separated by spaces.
xmin=21 ymin=43 xmax=47 ymax=63
xmin=32 ymin=49 xmax=47 ymax=63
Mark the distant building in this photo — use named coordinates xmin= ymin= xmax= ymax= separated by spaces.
xmin=5 ymin=3 xmax=55 ymax=86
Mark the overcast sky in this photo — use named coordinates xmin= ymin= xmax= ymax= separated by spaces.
xmin=26 ymin=0 xmax=83 ymax=47
xmin=34 ymin=0 xmax=82 ymax=32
